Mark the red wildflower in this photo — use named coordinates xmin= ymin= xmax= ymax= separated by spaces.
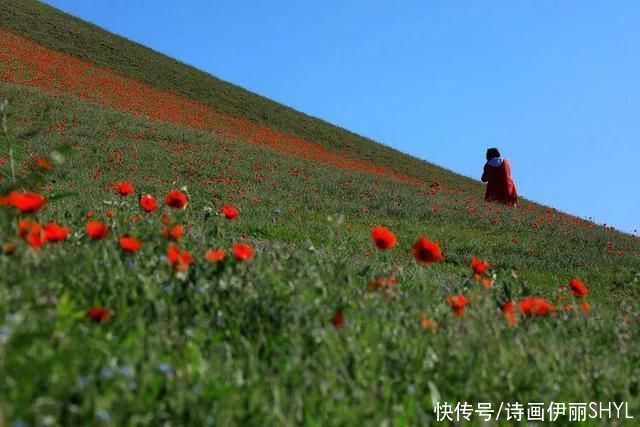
xmin=3 ymin=242 xmax=16 ymax=255
xmin=8 ymin=191 xmax=47 ymax=213
xmin=518 ymin=296 xmax=555 ymax=317
xmin=221 ymin=204 xmax=239 ymax=219
xmin=87 ymin=306 xmax=111 ymax=323
xmin=165 ymin=190 xmax=188 ymax=209
xmin=119 ymin=235 xmax=142 ymax=252
xmin=367 ymin=276 xmax=397 ymax=292
xmin=161 ymin=225 xmax=184 ymax=241
xmin=115 ymin=181 xmax=134 ymax=196
xmin=106 ymin=210 xmax=115 ymax=218
xmin=34 ymin=157 xmax=52 ymax=170
xmin=470 ymin=256 xmax=490 ymax=275
xmin=18 ymin=218 xmax=38 ymax=238
xmin=43 ymin=222 xmax=69 ymax=242
xmin=204 ymin=248 xmax=226 ymax=263
xmin=331 ymin=310 xmax=346 ymax=328
xmin=447 ymin=294 xmax=469 ymax=317
xmin=371 ymin=226 xmax=397 ymax=250
xmin=25 ymin=223 xmax=46 ymax=249
xmin=501 ymin=301 xmax=517 ymax=326
xmin=139 ymin=194 xmax=158 ymax=213
xmin=160 ymin=212 xmax=170 ymax=225
xmin=579 ymin=301 xmax=591 ymax=313
xmin=477 ymin=276 xmax=494 ymax=287
xmin=232 ymin=243 xmax=254 ymax=261
xmin=420 ymin=316 xmax=438 ymax=330
xmin=86 ymin=221 xmax=108 ymax=240
xmin=0 ymin=194 xmax=11 ymax=207
xmin=569 ymin=278 xmax=588 ymax=298
xmin=167 ymin=244 xmax=194 ymax=272
xmin=412 ymin=236 xmax=445 ymax=264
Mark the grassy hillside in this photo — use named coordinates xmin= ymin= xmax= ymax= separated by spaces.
xmin=0 ymin=0 xmax=458 ymax=185
xmin=0 ymin=1 xmax=639 ymax=426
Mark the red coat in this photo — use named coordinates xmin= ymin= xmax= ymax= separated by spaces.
xmin=481 ymin=159 xmax=518 ymax=205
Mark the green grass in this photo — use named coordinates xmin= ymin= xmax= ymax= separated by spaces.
xmin=0 ymin=0 xmax=461 ymax=186
xmin=0 ymin=2 xmax=639 ymax=425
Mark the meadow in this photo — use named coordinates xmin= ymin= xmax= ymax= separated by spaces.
xmin=1 ymin=1 xmax=640 ymax=425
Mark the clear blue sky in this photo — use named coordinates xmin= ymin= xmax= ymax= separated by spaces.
xmin=43 ymin=0 xmax=640 ymax=233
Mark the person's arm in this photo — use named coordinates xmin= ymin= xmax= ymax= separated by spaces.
xmin=481 ymin=164 xmax=489 ymax=182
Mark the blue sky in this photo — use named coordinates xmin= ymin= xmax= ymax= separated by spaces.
xmin=44 ymin=1 xmax=640 ymax=233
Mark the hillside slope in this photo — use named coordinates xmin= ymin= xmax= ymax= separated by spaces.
xmin=0 ymin=0 xmax=464 ymax=187
xmin=1 ymin=1 xmax=639 ymax=426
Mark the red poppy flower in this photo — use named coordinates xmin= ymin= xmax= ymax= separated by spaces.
xmin=8 ymin=191 xmax=47 ymax=213
xmin=579 ymin=301 xmax=591 ymax=313
xmin=420 ymin=316 xmax=438 ymax=330
xmin=35 ymin=157 xmax=52 ymax=170
xmin=86 ymin=221 xmax=109 ymax=240
xmin=167 ymin=244 xmax=194 ymax=271
xmin=371 ymin=226 xmax=397 ymax=250
xmin=3 ymin=242 xmax=16 ymax=255
xmin=0 ymin=194 xmax=11 ymax=207
xmin=18 ymin=218 xmax=38 ymax=238
xmin=221 ymin=204 xmax=239 ymax=219
xmin=569 ymin=278 xmax=588 ymax=298
xmin=447 ymin=294 xmax=469 ymax=317
xmin=106 ymin=210 xmax=115 ymax=218
xmin=43 ymin=222 xmax=69 ymax=242
xmin=204 ymin=248 xmax=226 ymax=263
xmin=518 ymin=296 xmax=555 ymax=317
xmin=331 ymin=310 xmax=346 ymax=328
xmin=367 ymin=276 xmax=397 ymax=292
xmin=474 ymin=274 xmax=494 ymax=287
xmin=25 ymin=223 xmax=46 ymax=249
xmin=470 ymin=256 xmax=490 ymax=276
xmin=232 ymin=243 xmax=254 ymax=261
xmin=87 ymin=306 xmax=111 ymax=322
xmin=501 ymin=301 xmax=517 ymax=326
xmin=119 ymin=235 xmax=142 ymax=252
xmin=139 ymin=194 xmax=158 ymax=213
xmin=160 ymin=212 xmax=170 ymax=225
xmin=412 ymin=236 xmax=445 ymax=264
xmin=161 ymin=225 xmax=184 ymax=241
xmin=115 ymin=181 xmax=134 ymax=196
xmin=165 ymin=190 xmax=188 ymax=209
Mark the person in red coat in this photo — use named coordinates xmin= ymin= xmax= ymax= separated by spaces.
xmin=481 ymin=148 xmax=518 ymax=206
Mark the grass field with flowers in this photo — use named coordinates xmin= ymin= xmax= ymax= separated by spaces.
xmin=1 ymin=1 xmax=639 ymax=425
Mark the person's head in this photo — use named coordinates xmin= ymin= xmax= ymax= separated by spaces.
xmin=486 ymin=148 xmax=501 ymax=161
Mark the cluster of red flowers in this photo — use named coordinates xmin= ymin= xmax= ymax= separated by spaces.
xmin=499 ymin=278 xmax=591 ymax=326
xmin=2 ymin=30 xmax=616 ymax=333
xmin=470 ymin=256 xmax=493 ymax=287
xmin=447 ymin=294 xmax=469 ymax=317
xmin=370 ymin=226 xmax=445 ymax=265
xmin=0 ymin=29 xmax=424 ymax=187
xmin=1 ymin=191 xmax=47 ymax=213
xmin=362 ymin=225 xmax=594 ymax=328
xmin=1 ymin=178 xmax=255 ymax=325
xmin=15 ymin=217 xmax=69 ymax=250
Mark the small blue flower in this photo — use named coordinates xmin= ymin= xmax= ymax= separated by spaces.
xmin=157 ymin=362 xmax=172 ymax=376
xmin=75 ymin=376 xmax=89 ymax=389
xmin=118 ymin=365 xmax=135 ymax=379
xmin=96 ymin=409 xmax=111 ymax=423
xmin=99 ymin=367 xmax=114 ymax=379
